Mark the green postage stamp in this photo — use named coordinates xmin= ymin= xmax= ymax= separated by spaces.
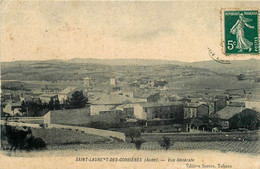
xmin=223 ymin=10 xmax=259 ymax=55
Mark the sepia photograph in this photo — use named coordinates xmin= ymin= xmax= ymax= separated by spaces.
xmin=0 ymin=1 xmax=260 ymax=169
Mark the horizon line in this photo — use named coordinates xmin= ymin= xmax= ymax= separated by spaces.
xmin=2 ymin=57 xmax=259 ymax=63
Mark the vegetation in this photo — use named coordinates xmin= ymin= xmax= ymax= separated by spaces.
xmin=1 ymin=124 xmax=46 ymax=151
xmin=229 ymin=109 xmax=259 ymax=130
xmin=30 ymin=128 xmax=110 ymax=145
xmin=125 ymin=128 xmax=141 ymax=143
xmin=159 ymin=136 xmax=173 ymax=151
xmin=236 ymin=74 xmax=246 ymax=81
xmin=133 ymin=139 xmax=145 ymax=150
xmin=20 ymin=99 xmax=61 ymax=116
xmin=18 ymin=91 xmax=89 ymax=116
xmin=65 ymin=91 xmax=90 ymax=109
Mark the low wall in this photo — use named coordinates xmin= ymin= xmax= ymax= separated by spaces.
xmin=47 ymin=123 xmax=126 ymax=141
xmin=13 ymin=117 xmax=43 ymax=120
xmin=141 ymin=131 xmax=259 ymax=142
xmin=44 ymin=108 xmax=91 ymax=125
xmin=0 ymin=120 xmax=41 ymax=128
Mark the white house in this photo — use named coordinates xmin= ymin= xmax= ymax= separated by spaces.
xmin=90 ymin=105 xmax=113 ymax=115
xmin=110 ymin=78 xmax=117 ymax=85
xmin=133 ymin=104 xmax=147 ymax=119
xmin=84 ymin=77 xmax=91 ymax=87
xmin=245 ymin=99 xmax=260 ymax=112
xmin=133 ymin=102 xmax=184 ymax=120
xmin=39 ymin=93 xmax=58 ymax=103
xmin=58 ymin=87 xmax=78 ymax=104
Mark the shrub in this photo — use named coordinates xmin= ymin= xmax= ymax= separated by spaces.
xmin=89 ymin=121 xmax=109 ymax=129
xmin=124 ymin=128 xmax=141 ymax=143
xmin=159 ymin=136 xmax=173 ymax=151
xmin=133 ymin=139 xmax=145 ymax=150
xmin=1 ymin=124 xmax=46 ymax=151
xmin=32 ymin=138 xmax=46 ymax=150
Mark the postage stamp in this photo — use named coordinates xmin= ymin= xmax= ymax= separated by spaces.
xmin=222 ymin=10 xmax=259 ymax=55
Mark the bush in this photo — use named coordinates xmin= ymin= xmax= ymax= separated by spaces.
xmin=137 ymin=120 xmax=147 ymax=126
xmin=89 ymin=121 xmax=109 ymax=129
xmin=133 ymin=139 xmax=145 ymax=150
xmin=159 ymin=136 xmax=173 ymax=151
xmin=1 ymin=125 xmax=46 ymax=151
xmin=32 ymin=138 xmax=46 ymax=150
xmin=124 ymin=128 xmax=141 ymax=143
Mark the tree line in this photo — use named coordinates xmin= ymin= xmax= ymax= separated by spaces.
xmin=20 ymin=91 xmax=89 ymax=117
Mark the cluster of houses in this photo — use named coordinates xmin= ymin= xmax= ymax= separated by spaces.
xmin=2 ymin=77 xmax=260 ymax=132
xmin=43 ymin=88 xmax=260 ymax=132
xmin=2 ymin=86 xmax=79 ymax=116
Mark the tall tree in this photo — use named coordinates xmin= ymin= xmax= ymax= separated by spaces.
xmin=66 ymin=91 xmax=89 ymax=109
xmin=54 ymin=99 xmax=61 ymax=110
xmin=48 ymin=98 xmax=54 ymax=110
xmin=20 ymin=101 xmax=27 ymax=113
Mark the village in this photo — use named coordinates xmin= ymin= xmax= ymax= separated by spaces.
xmin=1 ymin=60 xmax=260 ymax=152
xmin=2 ymin=74 xmax=260 ymax=132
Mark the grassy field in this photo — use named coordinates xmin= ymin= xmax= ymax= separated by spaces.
xmin=31 ymin=128 xmax=111 ymax=145
xmin=45 ymin=141 xmax=260 ymax=154
xmin=1 ymin=127 xmax=111 ymax=149
xmin=1 ymin=126 xmax=259 ymax=154
xmin=141 ymin=131 xmax=259 ymax=142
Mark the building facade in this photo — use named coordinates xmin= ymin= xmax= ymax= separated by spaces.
xmin=84 ymin=77 xmax=91 ymax=87
xmin=58 ymin=87 xmax=78 ymax=104
xmin=184 ymin=104 xmax=209 ymax=119
xmin=39 ymin=94 xmax=58 ymax=103
xmin=133 ymin=102 xmax=183 ymax=120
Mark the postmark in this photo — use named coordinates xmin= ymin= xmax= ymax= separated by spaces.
xmin=222 ymin=10 xmax=259 ymax=55
xmin=207 ymin=47 xmax=230 ymax=64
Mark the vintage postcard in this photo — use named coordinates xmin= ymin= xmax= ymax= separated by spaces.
xmin=0 ymin=1 xmax=260 ymax=169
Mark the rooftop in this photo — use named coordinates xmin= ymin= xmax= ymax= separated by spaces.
xmin=184 ymin=103 xmax=207 ymax=108
xmin=40 ymin=93 xmax=58 ymax=97
xmin=7 ymin=102 xmax=22 ymax=107
xmin=47 ymin=107 xmax=90 ymax=115
xmin=216 ymin=106 xmax=246 ymax=120
xmin=245 ymin=94 xmax=260 ymax=102
xmin=59 ymin=87 xmax=78 ymax=95
xmin=139 ymin=102 xmax=182 ymax=108
xmin=91 ymin=93 xmax=146 ymax=105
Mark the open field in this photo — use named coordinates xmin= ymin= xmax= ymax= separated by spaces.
xmin=1 ymin=127 xmax=111 ymax=149
xmin=1 ymin=126 xmax=259 ymax=154
xmin=44 ymin=141 xmax=260 ymax=154
xmin=31 ymin=128 xmax=111 ymax=145
xmin=2 ymin=131 xmax=258 ymax=154
xmin=141 ymin=131 xmax=260 ymax=142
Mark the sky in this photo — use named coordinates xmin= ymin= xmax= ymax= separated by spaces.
xmin=1 ymin=1 xmax=260 ymax=62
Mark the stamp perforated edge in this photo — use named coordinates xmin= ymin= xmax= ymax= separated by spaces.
xmin=220 ymin=8 xmax=260 ymax=56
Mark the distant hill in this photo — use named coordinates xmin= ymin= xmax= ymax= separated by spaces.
xmin=189 ymin=59 xmax=260 ymax=74
xmin=66 ymin=58 xmax=186 ymax=66
xmin=2 ymin=58 xmax=259 ymax=94
xmin=2 ymin=58 xmax=260 ymax=75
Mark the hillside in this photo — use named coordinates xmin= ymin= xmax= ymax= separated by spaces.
xmin=1 ymin=58 xmax=260 ymax=93
xmin=190 ymin=59 xmax=260 ymax=75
